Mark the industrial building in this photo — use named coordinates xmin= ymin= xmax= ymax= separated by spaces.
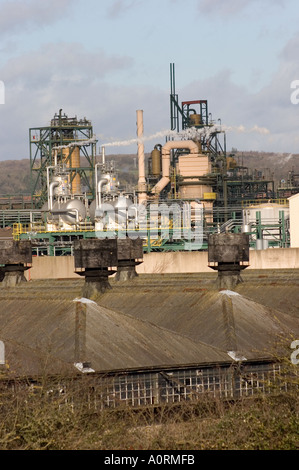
xmin=0 ymin=64 xmax=298 ymax=409
xmin=0 ymin=257 xmax=298 ymax=407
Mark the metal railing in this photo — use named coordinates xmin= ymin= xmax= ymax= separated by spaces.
xmin=241 ymin=198 xmax=289 ymax=207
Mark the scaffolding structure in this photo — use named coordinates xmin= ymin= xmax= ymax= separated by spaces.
xmin=29 ymin=110 xmax=96 ymax=208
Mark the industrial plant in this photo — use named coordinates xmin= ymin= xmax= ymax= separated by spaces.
xmin=0 ymin=64 xmax=298 ymax=412
xmin=0 ymin=64 xmax=291 ymax=254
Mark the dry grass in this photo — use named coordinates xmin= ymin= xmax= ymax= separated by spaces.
xmin=0 ymin=378 xmax=298 ymax=450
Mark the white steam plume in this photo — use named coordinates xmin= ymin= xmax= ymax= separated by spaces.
xmin=51 ymin=124 xmax=270 ymax=152
xmin=222 ymin=124 xmax=270 ymax=135
xmin=101 ymin=124 xmax=270 ymax=149
xmin=52 ymin=136 xmax=97 ymax=150
xmin=101 ymin=129 xmax=177 ymax=148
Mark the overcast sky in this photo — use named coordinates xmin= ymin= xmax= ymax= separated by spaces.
xmin=0 ymin=0 xmax=299 ymax=160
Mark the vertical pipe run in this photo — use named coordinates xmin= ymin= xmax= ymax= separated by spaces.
xmin=136 ymin=110 xmax=147 ymax=205
xmin=101 ymin=146 xmax=106 ymax=165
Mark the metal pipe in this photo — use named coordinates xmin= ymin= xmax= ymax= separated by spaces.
xmin=151 ymin=140 xmax=199 ymax=195
xmin=46 ymin=165 xmax=58 ymax=209
xmin=49 ymin=181 xmax=59 ymax=211
xmin=51 ymin=208 xmax=80 ymax=223
xmin=101 ymin=146 xmax=105 ymax=165
xmin=95 ymin=162 xmax=100 ymax=207
xmin=97 ymin=178 xmax=108 ymax=208
xmin=136 ymin=110 xmax=147 ymax=204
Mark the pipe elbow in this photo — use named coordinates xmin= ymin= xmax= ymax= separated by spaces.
xmin=49 ymin=181 xmax=59 ymax=210
xmin=98 ymin=178 xmax=108 ymax=190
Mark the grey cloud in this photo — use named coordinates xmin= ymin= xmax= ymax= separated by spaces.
xmin=0 ymin=42 xmax=134 ymax=88
xmin=198 ymin=0 xmax=251 ymax=16
xmin=0 ymin=77 xmax=168 ymax=160
xmin=0 ymin=42 xmax=164 ymax=160
xmin=178 ymin=55 xmax=299 ymax=153
xmin=197 ymin=0 xmax=286 ymax=17
xmin=106 ymin=0 xmax=142 ymax=19
xmin=279 ymin=33 xmax=299 ymax=63
xmin=0 ymin=0 xmax=75 ymax=37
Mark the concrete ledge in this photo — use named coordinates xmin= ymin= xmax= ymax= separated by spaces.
xmin=24 ymin=247 xmax=299 ymax=280
xmin=26 ymin=255 xmax=78 ymax=280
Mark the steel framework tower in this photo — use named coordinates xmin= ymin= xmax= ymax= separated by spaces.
xmin=29 ymin=110 xmax=96 ymax=208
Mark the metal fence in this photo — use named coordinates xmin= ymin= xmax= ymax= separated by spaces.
xmin=76 ymin=360 xmax=288 ymax=410
xmin=1 ymin=360 xmax=293 ymax=410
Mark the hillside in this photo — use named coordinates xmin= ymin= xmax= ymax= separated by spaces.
xmin=232 ymin=150 xmax=299 ymax=186
xmin=0 ymin=159 xmax=31 ymax=195
xmin=0 ymin=151 xmax=299 ymax=195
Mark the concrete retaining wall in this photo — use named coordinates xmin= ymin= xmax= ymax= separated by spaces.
xmin=25 ymin=247 xmax=299 ymax=280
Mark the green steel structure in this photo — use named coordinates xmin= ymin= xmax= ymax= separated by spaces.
xmin=29 ymin=109 xmax=96 ymax=208
xmin=13 ymin=201 xmax=290 ymax=256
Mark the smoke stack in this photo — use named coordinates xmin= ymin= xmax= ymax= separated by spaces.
xmin=136 ymin=110 xmax=147 ymax=205
xmin=101 ymin=146 xmax=105 ymax=165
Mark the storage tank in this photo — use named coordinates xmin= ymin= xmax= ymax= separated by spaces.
xmin=62 ymin=146 xmax=81 ymax=194
xmin=90 ymin=195 xmax=132 ymax=227
xmin=113 ymin=196 xmax=133 ymax=225
xmin=46 ymin=201 xmax=60 ymax=222
xmin=46 ymin=199 xmax=86 ymax=225
xmin=151 ymin=147 xmax=161 ymax=176
xmin=189 ymin=113 xmax=202 ymax=127
xmin=256 ymin=239 xmax=269 ymax=250
xmin=70 ymin=146 xmax=81 ymax=194
xmin=243 ymin=203 xmax=289 ymax=241
xmin=60 ymin=199 xmax=86 ymax=225
xmin=244 ymin=203 xmax=289 ymax=224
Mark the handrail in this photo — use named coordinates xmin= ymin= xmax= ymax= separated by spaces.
xmin=241 ymin=198 xmax=288 ymax=207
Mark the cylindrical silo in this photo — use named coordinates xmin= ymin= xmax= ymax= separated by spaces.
xmin=62 ymin=146 xmax=81 ymax=194
xmin=189 ymin=113 xmax=202 ymax=127
xmin=151 ymin=148 xmax=161 ymax=176
xmin=71 ymin=146 xmax=81 ymax=194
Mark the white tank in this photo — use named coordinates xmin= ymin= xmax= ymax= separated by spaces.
xmin=47 ymin=201 xmax=60 ymax=222
xmin=244 ymin=203 xmax=289 ymax=224
xmin=89 ymin=195 xmax=132 ymax=226
xmin=60 ymin=199 xmax=86 ymax=225
xmin=46 ymin=199 xmax=85 ymax=225
xmin=113 ymin=196 xmax=133 ymax=224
